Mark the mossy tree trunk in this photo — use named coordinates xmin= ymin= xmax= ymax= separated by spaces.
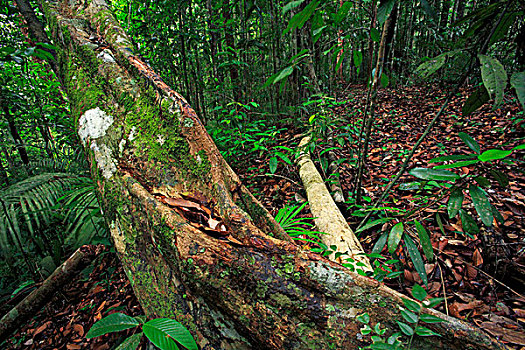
xmin=26 ymin=1 xmax=507 ymax=349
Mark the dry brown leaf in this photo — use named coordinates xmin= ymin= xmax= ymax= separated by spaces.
xmin=95 ymin=300 xmax=107 ymax=313
xmin=73 ymin=324 xmax=84 ymax=337
xmin=472 ymin=249 xmax=483 ymax=266
xmin=33 ymin=321 xmax=53 ymax=336
xmin=163 ymin=197 xmax=202 ymax=210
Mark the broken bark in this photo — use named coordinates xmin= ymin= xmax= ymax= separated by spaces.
xmin=0 ymin=245 xmax=99 ymax=342
xmin=17 ymin=1 xmax=509 ymax=349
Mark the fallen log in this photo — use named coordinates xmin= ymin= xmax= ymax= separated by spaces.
xmin=0 ymin=245 xmax=99 ymax=342
xmin=296 ymin=136 xmax=372 ymax=270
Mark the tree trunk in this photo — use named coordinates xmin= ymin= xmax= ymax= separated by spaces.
xmin=21 ymin=1 xmax=508 ymax=349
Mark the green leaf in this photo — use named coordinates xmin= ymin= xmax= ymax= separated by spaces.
xmin=447 ymin=189 xmax=464 ymax=219
xmin=403 ymin=298 xmax=421 ymax=313
xmin=478 ymin=54 xmax=508 ymax=108
xmin=282 ymin=0 xmax=305 ymax=15
xmin=510 ymin=71 xmax=525 ymax=111
xmin=415 ymin=326 xmax=441 ymax=337
xmin=143 ymin=318 xmax=198 ymax=350
xmin=371 ymin=232 xmax=388 ymax=254
xmin=115 ymin=333 xmax=143 ymax=350
xmin=433 ymin=160 xmax=479 ymax=169
xmin=462 ymin=85 xmax=490 ymax=116
xmin=490 ymin=12 xmax=517 ymax=46
xmin=269 ymin=157 xmax=278 ymax=174
xmin=474 ymin=175 xmax=490 ymax=188
xmin=414 ymin=220 xmax=433 ymax=261
xmin=357 ymin=217 xmax=393 ymax=234
xmin=357 ymin=313 xmax=370 ymax=324
xmin=458 ymin=132 xmax=480 ymax=154
xmin=401 ymin=309 xmax=419 ymax=324
xmin=490 ymin=169 xmax=508 ymax=187
xmin=335 ymin=1 xmax=352 ymax=24
xmin=377 ymin=0 xmax=396 ymax=25
xmin=86 ymin=313 xmax=140 ymax=338
xmin=396 ymin=321 xmax=414 ymax=336
xmin=404 ymin=233 xmax=428 ymax=286
xmin=409 ymin=168 xmax=459 ymax=181
xmin=460 ymin=209 xmax=479 ymax=234
xmin=415 ymin=54 xmax=445 ymax=79
xmin=513 ymin=143 xmax=525 ymax=150
xmin=424 ymin=297 xmax=444 ymax=308
xmin=478 ymin=149 xmax=512 ymax=162
xmin=380 ymin=74 xmax=389 ymax=88
xmin=273 ymin=66 xmax=294 ymax=84
xmin=469 ymin=185 xmax=493 ymax=227
xmin=284 ymin=0 xmax=320 ymax=34
xmin=419 ymin=314 xmax=444 ymax=323
xmin=436 ymin=213 xmax=445 ymax=236
xmin=370 ymin=28 xmax=380 ymax=42
xmin=412 ymin=284 xmax=427 ymax=301
xmin=388 ymin=223 xmax=403 ymax=255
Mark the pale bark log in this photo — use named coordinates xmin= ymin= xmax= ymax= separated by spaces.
xmin=296 ymin=136 xmax=370 ymax=269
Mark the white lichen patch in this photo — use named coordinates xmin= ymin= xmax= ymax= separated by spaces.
xmin=156 ymin=134 xmax=166 ymax=145
xmin=119 ymin=139 xmax=127 ymax=156
xmin=309 ymin=261 xmax=361 ymax=295
xmin=90 ymin=141 xmax=117 ymax=179
xmin=78 ymin=107 xmax=114 ymax=144
xmin=128 ymin=126 xmax=137 ymax=141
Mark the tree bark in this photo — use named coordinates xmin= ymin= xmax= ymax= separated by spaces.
xmin=18 ymin=1 xmax=508 ymax=349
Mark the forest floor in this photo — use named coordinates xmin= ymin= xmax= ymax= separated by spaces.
xmin=3 ymin=85 xmax=525 ymax=349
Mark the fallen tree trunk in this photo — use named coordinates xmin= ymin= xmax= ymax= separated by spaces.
xmin=0 ymin=245 xmax=99 ymax=342
xmin=19 ymin=1 xmax=508 ymax=349
xmin=296 ymin=136 xmax=371 ymax=270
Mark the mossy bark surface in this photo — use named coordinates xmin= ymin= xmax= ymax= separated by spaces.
xmin=34 ymin=1 xmax=507 ymax=349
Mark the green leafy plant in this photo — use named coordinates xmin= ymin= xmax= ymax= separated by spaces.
xmin=274 ymin=202 xmax=326 ymax=248
xmin=0 ymin=173 xmax=106 ymax=283
xmin=409 ymin=132 xmax=524 ymax=235
xmin=357 ymin=284 xmax=443 ymax=349
xmin=86 ymin=313 xmax=198 ymax=350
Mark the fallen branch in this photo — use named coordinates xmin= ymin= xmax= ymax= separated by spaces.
xmin=0 ymin=245 xmax=99 ymax=342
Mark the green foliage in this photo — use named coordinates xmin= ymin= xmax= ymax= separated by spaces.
xmin=208 ymin=101 xmax=285 ymax=164
xmin=0 ymin=173 xmax=106 ymax=284
xmin=408 ymin=132 xmax=523 ymax=237
xmin=357 ymin=284 xmax=443 ymax=349
xmin=274 ymin=202 xmax=326 ymax=250
xmin=87 ymin=313 xmax=198 ymax=350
